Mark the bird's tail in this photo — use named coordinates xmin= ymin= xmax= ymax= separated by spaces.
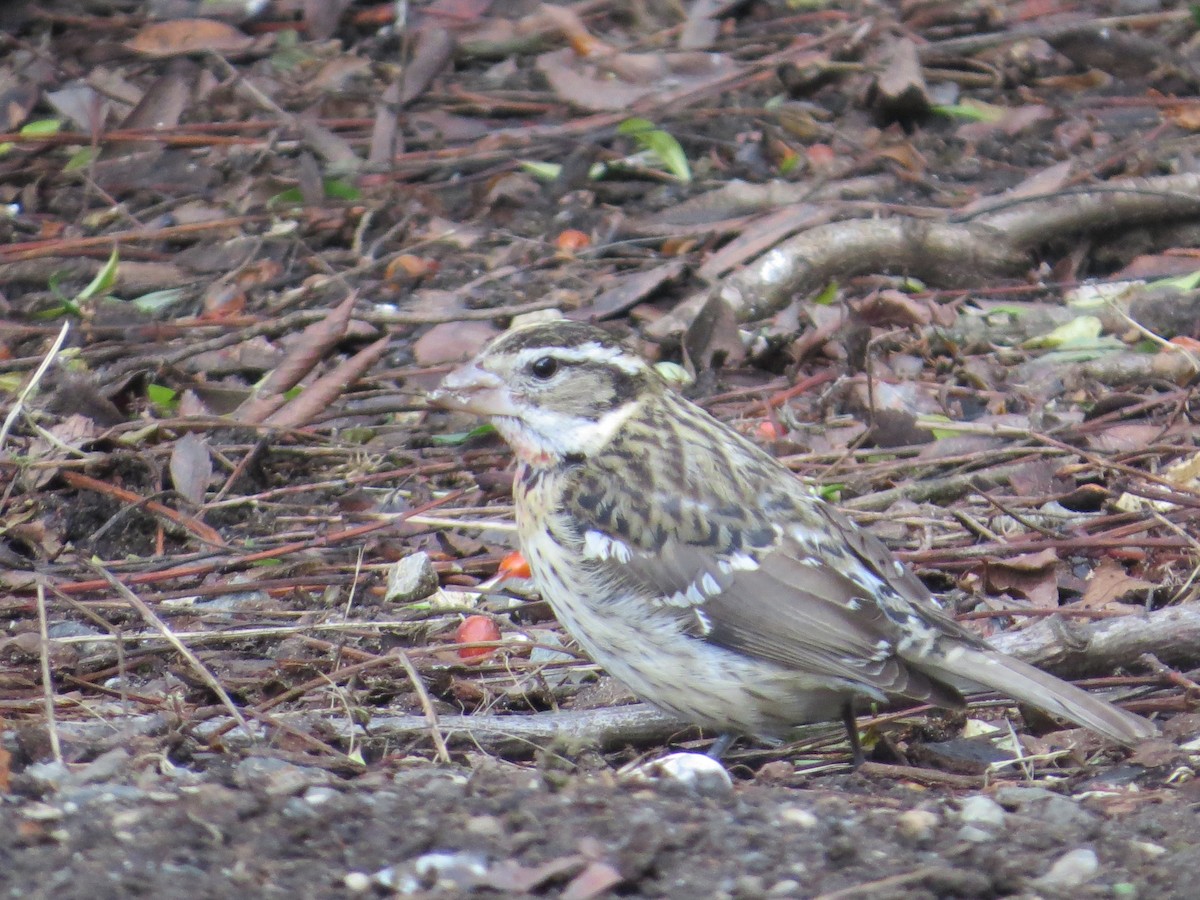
xmin=923 ymin=646 xmax=1156 ymax=746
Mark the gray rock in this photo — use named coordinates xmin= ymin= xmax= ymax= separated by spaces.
xmin=1032 ymin=848 xmax=1099 ymax=889
xmin=234 ymin=756 xmax=330 ymax=796
xmin=385 ymin=552 xmax=439 ymax=603
xmin=896 ymin=808 xmax=940 ymax=842
xmin=957 ymin=795 xmax=1006 ymax=828
xmin=957 ymin=825 xmax=995 ymax=843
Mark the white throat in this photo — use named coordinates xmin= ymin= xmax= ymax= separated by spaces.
xmin=495 ymin=402 xmax=638 ymax=467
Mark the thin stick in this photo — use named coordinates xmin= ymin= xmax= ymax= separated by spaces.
xmin=0 ymin=320 xmax=70 ymax=450
xmin=88 ymin=563 xmax=253 ymax=741
xmin=393 ymin=649 xmax=452 ymax=764
xmin=36 ymin=583 xmax=64 ymax=764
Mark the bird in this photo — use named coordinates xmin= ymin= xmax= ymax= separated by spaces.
xmin=429 ymin=320 xmax=1157 ymax=763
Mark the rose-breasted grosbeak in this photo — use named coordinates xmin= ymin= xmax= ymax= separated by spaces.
xmin=430 ymin=321 xmax=1155 ymax=761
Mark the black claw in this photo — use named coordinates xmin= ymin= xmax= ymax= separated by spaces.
xmin=707 ymin=733 xmax=737 ymax=760
xmin=842 ymin=702 xmax=865 ymax=768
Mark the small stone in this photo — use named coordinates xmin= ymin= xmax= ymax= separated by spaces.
xmin=778 ymin=806 xmax=820 ymax=828
xmin=234 ymin=757 xmax=330 ymax=797
xmin=768 ymin=880 xmax=802 ymax=896
xmin=385 ymin=552 xmax=439 ymax=603
xmin=896 ymin=808 xmax=940 ymax=842
xmin=23 ymin=761 xmax=71 ymax=792
xmin=304 ymin=786 xmax=338 ymax=806
xmin=412 ymin=851 xmax=488 ymax=889
xmin=732 ymin=875 xmax=765 ymax=898
xmin=344 ymin=872 xmax=372 ymax=892
xmin=1033 ymin=848 xmax=1099 ymax=889
xmin=957 ymin=825 xmax=994 ymax=843
xmin=957 ymin=795 xmax=1006 ymax=828
xmin=621 ymin=752 xmax=733 ymax=798
xmin=21 ymin=802 xmax=65 ymax=822
xmin=464 ymin=815 xmax=504 ymax=837
xmin=1130 ymin=840 xmax=1167 ymax=857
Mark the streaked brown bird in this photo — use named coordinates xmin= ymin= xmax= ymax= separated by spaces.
xmin=430 ymin=321 xmax=1156 ymax=761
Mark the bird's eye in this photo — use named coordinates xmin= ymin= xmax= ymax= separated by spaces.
xmin=529 ymin=356 xmax=559 ymax=380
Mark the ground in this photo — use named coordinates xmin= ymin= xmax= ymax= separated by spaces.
xmin=1 ymin=0 xmax=1199 ymax=897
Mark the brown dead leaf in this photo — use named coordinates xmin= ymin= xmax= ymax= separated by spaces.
xmin=854 ymin=289 xmax=933 ymax=327
xmin=537 ymin=4 xmax=615 ymax=57
xmin=264 ymin=336 xmax=390 ymax=429
xmin=126 ymin=19 xmax=254 ymax=57
xmin=1085 ymin=423 xmax=1165 ymax=453
xmin=236 ymin=293 xmax=362 ymax=425
xmin=386 ymin=254 xmax=440 ymax=281
xmin=984 ymin=549 xmax=1061 ymax=609
xmin=413 ymin=321 xmax=499 ymax=366
xmin=488 ymin=856 xmax=585 ymax=893
xmin=401 ymin=27 xmax=455 ymax=104
xmin=169 ymin=432 xmax=213 ymax=507
xmin=305 ymin=0 xmax=352 ymax=40
xmin=588 ymin=261 xmax=686 ymax=320
xmin=561 ymin=861 xmax=624 ymax=900
xmin=1163 ymin=102 xmax=1200 ymax=131
xmin=535 ymin=47 xmax=737 ymax=112
xmin=1077 ymin=558 xmax=1155 ymax=610
xmin=201 ymin=283 xmax=247 ymax=321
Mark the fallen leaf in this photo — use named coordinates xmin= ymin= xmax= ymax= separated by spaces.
xmin=126 ymin=19 xmax=254 ymax=57
xmin=169 ymin=432 xmax=212 ymax=507
xmin=1077 ymin=558 xmax=1155 ymax=610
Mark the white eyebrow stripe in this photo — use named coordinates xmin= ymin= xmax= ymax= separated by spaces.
xmin=512 ymin=344 xmax=647 ymax=375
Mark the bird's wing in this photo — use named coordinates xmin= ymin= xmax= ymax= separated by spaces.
xmin=565 ymin=477 xmax=966 ymax=706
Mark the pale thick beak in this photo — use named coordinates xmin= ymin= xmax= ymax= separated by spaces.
xmin=427 ymin=363 xmax=519 ymax=418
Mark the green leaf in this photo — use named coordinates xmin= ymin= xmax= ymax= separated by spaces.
xmin=20 ymin=119 xmax=62 ymax=137
xmin=818 ymin=483 xmax=843 ymax=502
xmin=1148 ymin=269 xmax=1200 ymax=291
xmin=653 ymin=361 xmax=693 ymax=388
xmin=617 ymin=117 xmax=690 ymax=182
xmin=917 ymin=413 xmax=958 ymax=440
xmin=146 ymin=383 xmax=178 ymax=411
xmin=616 ymin=118 xmax=656 ymax=136
xmin=76 ymin=246 xmax=120 ymax=303
xmin=811 ymin=281 xmax=839 ymax=305
xmin=31 ymin=304 xmax=74 ymax=320
xmin=1022 ymin=315 xmax=1103 ymax=350
xmin=931 ymin=101 xmax=1004 ymax=122
xmin=431 ymin=423 xmax=496 ymax=446
xmin=64 ymin=146 xmax=100 ymax=171
xmin=269 ymin=187 xmax=305 ymax=207
xmin=269 ymin=29 xmax=309 ymax=71
xmin=519 ymin=160 xmax=562 ymax=180
xmin=323 ymin=178 xmax=360 ymax=200
xmin=129 ymin=288 xmax=187 ymax=314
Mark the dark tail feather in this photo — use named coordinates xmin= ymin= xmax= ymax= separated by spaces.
xmin=924 ymin=647 xmax=1156 ymax=745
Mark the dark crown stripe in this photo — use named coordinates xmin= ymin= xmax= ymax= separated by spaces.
xmin=495 ymin=322 xmax=625 ymax=354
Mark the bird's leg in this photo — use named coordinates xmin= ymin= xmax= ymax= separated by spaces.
xmin=707 ymin=733 xmax=737 ymax=760
xmin=842 ymin=702 xmax=865 ymax=768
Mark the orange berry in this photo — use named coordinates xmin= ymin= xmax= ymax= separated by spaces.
xmin=497 ymin=550 xmax=532 ymax=580
xmin=455 ymin=615 xmax=500 ymax=663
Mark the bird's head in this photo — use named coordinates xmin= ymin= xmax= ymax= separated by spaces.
xmin=429 ymin=321 xmax=659 ymax=466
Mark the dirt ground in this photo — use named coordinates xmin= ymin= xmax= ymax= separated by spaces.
xmin=2 ymin=747 xmax=1200 ymax=899
xmin=3 ymin=0 xmax=1200 ymax=897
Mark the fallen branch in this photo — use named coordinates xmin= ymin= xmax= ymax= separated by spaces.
xmin=652 ymin=171 xmax=1200 ymax=337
